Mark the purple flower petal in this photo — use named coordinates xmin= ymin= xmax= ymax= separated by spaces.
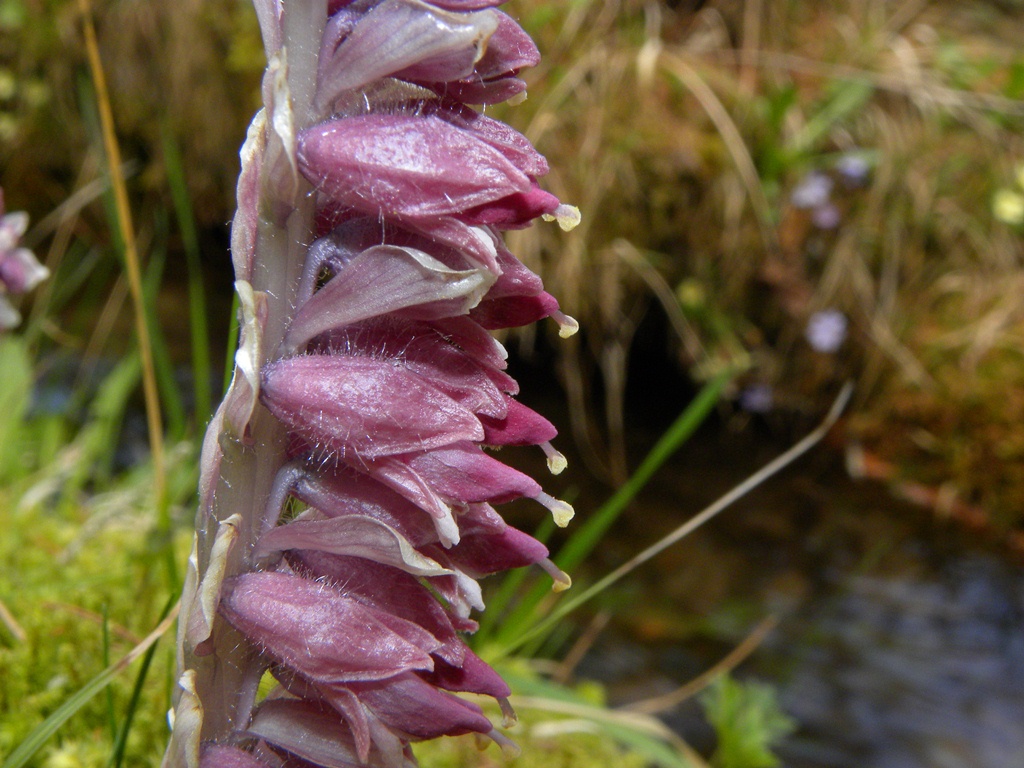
xmin=0 ymin=247 xmax=48 ymax=294
xmin=292 ymin=467 xmax=444 ymax=548
xmin=421 ymin=647 xmax=511 ymax=698
xmin=255 ymin=514 xmax=453 ymax=576
xmin=316 ymin=0 xmax=498 ymax=110
xmin=470 ymin=288 xmax=561 ymax=329
xmin=415 ymin=11 xmax=538 ymax=105
xmin=221 ymin=572 xmax=437 ymax=683
xmin=355 ymin=456 xmax=462 ymax=545
xmin=348 ymin=672 xmax=494 ymax=740
xmin=199 ymin=745 xmax=277 ymax=768
xmin=248 ymin=698 xmax=403 ymax=768
xmin=399 ymin=441 xmax=542 ymax=504
xmin=419 ymin=99 xmax=549 ymax=177
xmin=298 ymin=114 xmax=531 ymax=219
xmin=479 ymin=397 xmax=558 ymax=446
xmin=422 ymin=0 xmax=506 ymax=9
xmin=443 ymin=524 xmax=549 ymax=575
xmin=805 ymin=309 xmax=848 ymax=353
xmin=791 ymin=171 xmax=832 ymax=209
xmin=429 ymin=315 xmax=509 ymax=370
xmin=261 ymin=353 xmax=484 ymax=459
xmin=287 ymin=550 xmax=467 ymax=665
xmin=486 ymin=239 xmax=545 ymax=298
xmin=459 ymin=183 xmax=561 ymax=229
xmin=316 ymin=319 xmax=509 ymax=418
xmin=284 ymin=244 xmax=491 ymax=351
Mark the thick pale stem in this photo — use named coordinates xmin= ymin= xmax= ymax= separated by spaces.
xmin=166 ymin=3 xmax=328 ymax=763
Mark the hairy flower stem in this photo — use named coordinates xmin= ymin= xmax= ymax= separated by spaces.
xmin=169 ymin=10 xmax=324 ymax=755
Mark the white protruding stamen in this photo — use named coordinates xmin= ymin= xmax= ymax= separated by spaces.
xmin=498 ymin=697 xmax=518 ymax=728
xmin=541 ymin=442 xmax=568 ymax=475
xmin=542 ymin=203 xmax=581 ymax=231
xmin=487 ymin=728 xmax=522 ymax=758
xmin=534 ymin=492 xmax=575 ymax=527
xmin=537 ymin=557 xmax=572 ymax=592
xmin=551 ymin=310 xmax=579 ymax=338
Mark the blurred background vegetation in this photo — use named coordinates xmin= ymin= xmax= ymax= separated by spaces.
xmin=3 ymin=0 xmax=1024 ymax=765
xmin=6 ymin=0 xmax=1024 ymax=530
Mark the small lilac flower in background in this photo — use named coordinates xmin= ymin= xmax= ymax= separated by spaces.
xmin=810 ymin=203 xmax=841 ymax=230
xmin=790 ymin=170 xmax=833 ymax=210
xmin=835 ymin=152 xmax=870 ymax=187
xmin=805 ymin=309 xmax=848 ymax=354
xmin=790 ymin=170 xmax=842 ymax=230
xmin=164 ymin=2 xmax=577 ymax=767
xmin=739 ymin=383 xmax=773 ymax=414
xmin=0 ymin=188 xmax=49 ymax=331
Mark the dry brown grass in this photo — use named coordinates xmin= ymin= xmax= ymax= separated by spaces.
xmin=494 ymin=0 xmax=1024 ymax=526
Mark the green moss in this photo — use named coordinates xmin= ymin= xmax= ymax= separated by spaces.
xmin=0 ymin=486 xmax=184 ymax=767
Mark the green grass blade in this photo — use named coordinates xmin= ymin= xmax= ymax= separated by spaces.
xmin=556 ymin=369 xmax=732 ymax=573
xmin=1 ymin=605 xmax=179 ymax=768
xmin=142 ymin=216 xmax=187 ymax=441
xmin=162 ymin=122 xmax=213 ymax=424
xmin=102 ymin=606 xmax=116 ymax=742
xmin=108 ymin=595 xmax=177 ymax=768
xmin=68 ymin=353 xmax=141 ymax=493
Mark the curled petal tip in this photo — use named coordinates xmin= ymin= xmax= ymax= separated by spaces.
xmin=542 ymin=203 xmax=581 ymax=231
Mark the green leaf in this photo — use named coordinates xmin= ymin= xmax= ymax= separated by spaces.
xmin=700 ymin=675 xmax=795 ymax=768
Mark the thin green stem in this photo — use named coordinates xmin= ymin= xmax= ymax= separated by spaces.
xmin=162 ymin=123 xmax=213 ymax=425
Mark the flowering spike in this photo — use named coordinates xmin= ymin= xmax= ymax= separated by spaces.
xmin=165 ymin=1 xmax=579 ymax=764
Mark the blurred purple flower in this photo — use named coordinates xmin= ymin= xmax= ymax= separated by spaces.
xmin=811 ymin=203 xmax=841 ymax=230
xmin=0 ymin=189 xmax=49 ymax=331
xmin=739 ymin=383 xmax=773 ymax=414
xmin=835 ymin=153 xmax=870 ymax=187
xmin=806 ymin=309 xmax=848 ymax=353
xmin=791 ymin=171 xmax=833 ymax=210
xmin=165 ymin=3 xmax=576 ymax=767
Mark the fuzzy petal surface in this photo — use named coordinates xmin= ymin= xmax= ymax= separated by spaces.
xmin=220 ymin=572 xmax=437 ymax=683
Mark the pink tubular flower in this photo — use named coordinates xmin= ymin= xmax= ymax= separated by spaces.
xmin=164 ymin=2 xmax=578 ymax=767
